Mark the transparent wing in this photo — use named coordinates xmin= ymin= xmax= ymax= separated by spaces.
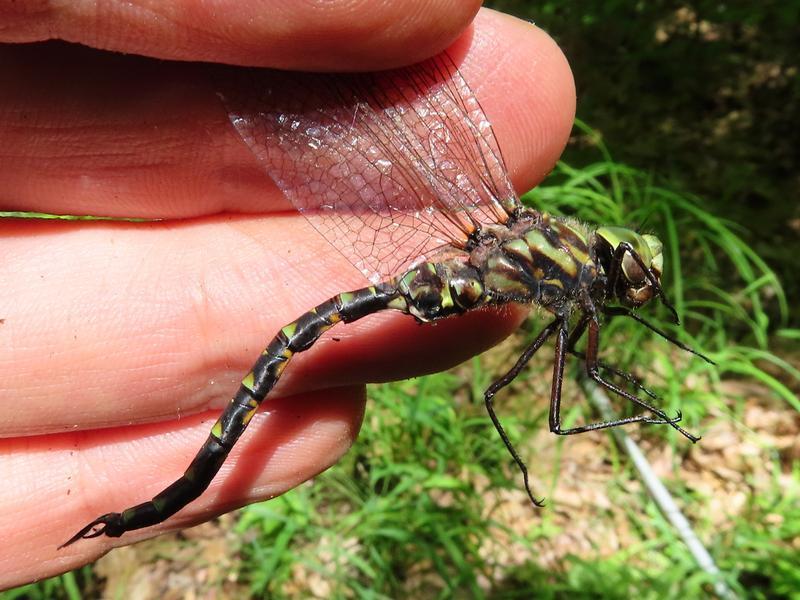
xmin=217 ymin=53 xmax=521 ymax=282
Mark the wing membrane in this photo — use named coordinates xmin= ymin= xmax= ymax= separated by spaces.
xmin=217 ymin=53 xmax=520 ymax=282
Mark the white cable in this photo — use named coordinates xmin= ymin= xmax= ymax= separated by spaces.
xmin=581 ymin=379 xmax=738 ymax=600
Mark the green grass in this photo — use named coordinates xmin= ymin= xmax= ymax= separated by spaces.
xmin=0 ymin=211 xmax=149 ymax=222
xmin=236 ymin=373 xmax=532 ymax=598
xmin=4 ymin=128 xmax=798 ymax=598
xmin=1 ymin=569 xmax=92 ymax=600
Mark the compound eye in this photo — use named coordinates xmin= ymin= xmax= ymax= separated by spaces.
xmin=622 ymin=253 xmax=646 ymax=285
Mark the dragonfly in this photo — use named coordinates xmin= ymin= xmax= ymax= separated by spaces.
xmin=62 ymin=53 xmax=712 ymax=547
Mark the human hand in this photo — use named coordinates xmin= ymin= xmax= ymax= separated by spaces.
xmin=0 ymin=3 xmax=575 ymax=587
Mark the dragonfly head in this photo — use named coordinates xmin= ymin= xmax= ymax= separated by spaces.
xmin=595 ymin=226 xmax=664 ymax=308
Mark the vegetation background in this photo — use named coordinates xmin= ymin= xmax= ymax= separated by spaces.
xmin=4 ymin=2 xmax=798 ymax=599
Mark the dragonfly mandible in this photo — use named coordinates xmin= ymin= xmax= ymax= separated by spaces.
xmin=62 ymin=53 xmax=712 ymax=547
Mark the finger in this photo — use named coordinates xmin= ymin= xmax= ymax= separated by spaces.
xmin=0 ymin=214 xmax=527 ymax=433
xmin=1 ymin=9 xmax=575 ymax=219
xmin=0 ymin=387 xmax=365 ymax=588
xmin=2 ymin=0 xmax=482 ymax=70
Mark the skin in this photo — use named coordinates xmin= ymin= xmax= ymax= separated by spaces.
xmin=0 ymin=3 xmax=575 ymax=588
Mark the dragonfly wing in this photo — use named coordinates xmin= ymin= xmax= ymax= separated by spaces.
xmin=217 ymin=53 xmax=520 ymax=282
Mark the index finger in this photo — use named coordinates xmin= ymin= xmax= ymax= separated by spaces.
xmin=1 ymin=10 xmax=574 ymax=220
xmin=2 ymin=0 xmax=482 ymax=70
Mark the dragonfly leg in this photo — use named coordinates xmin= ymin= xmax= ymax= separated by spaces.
xmin=484 ymin=317 xmax=562 ymax=507
xmin=569 ymin=317 xmax=700 ymax=442
xmin=550 ymin=315 xmax=652 ymax=435
xmin=546 ymin=318 xmax=674 ymax=432
xmin=602 ymin=306 xmax=715 ymax=364
xmin=570 ymin=349 xmax=659 ymax=400
xmin=549 ymin=316 xmax=691 ymax=437
xmin=564 ymin=314 xmax=657 ymax=399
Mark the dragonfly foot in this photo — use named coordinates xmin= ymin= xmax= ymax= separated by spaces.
xmin=642 ymin=410 xmax=701 ymax=443
xmin=643 ymin=409 xmax=681 ymax=424
xmin=58 ymin=512 xmax=125 ymax=549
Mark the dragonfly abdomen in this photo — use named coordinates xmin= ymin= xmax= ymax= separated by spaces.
xmin=60 ymin=267 xmax=487 ymax=544
xmin=223 ymin=250 xmax=525 ymax=465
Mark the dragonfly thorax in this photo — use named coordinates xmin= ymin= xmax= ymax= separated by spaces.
xmin=464 ymin=211 xmax=599 ymax=311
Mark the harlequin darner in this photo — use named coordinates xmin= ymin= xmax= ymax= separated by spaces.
xmin=63 ymin=54 xmax=712 ymax=547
